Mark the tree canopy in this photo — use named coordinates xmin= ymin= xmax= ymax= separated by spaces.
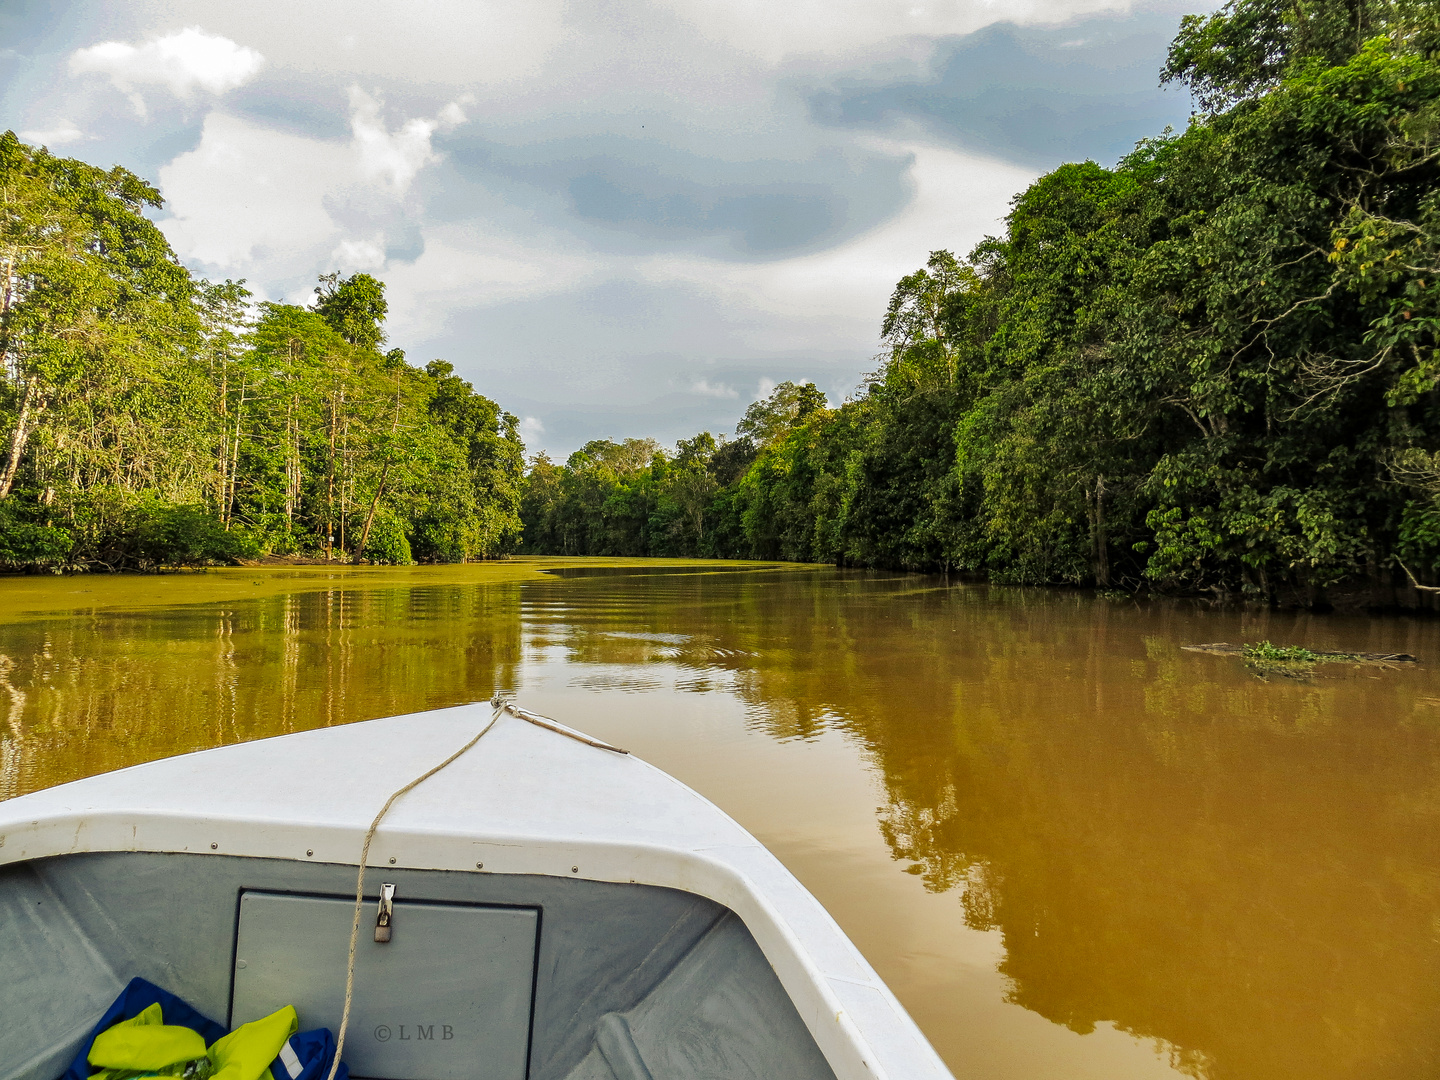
xmin=0 ymin=136 xmax=523 ymax=570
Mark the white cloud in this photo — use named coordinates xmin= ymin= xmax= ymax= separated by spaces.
xmin=519 ymin=416 xmax=546 ymax=444
xmin=19 ymin=121 xmax=86 ymax=146
xmin=690 ymin=379 xmax=738 ymax=398
xmin=32 ymin=0 xmax=1192 ymax=460
xmin=109 ymin=0 xmax=1141 ymax=132
xmin=370 ymin=140 xmax=1032 ymax=438
xmin=70 ymin=27 xmax=264 ymax=116
xmin=633 ymin=136 xmax=1035 ymax=355
xmin=381 ymin=221 xmax=600 ymax=342
xmin=651 ymin=0 xmax=1137 ymax=64
xmin=331 ymin=235 xmax=387 ymax=273
xmin=350 ymin=87 xmax=441 ymax=193
xmin=438 ymin=101 xmax=468 ymax=127
xmin=123 ymin=1 xmax=567 ymax=86
xmin=383 ymin=140 xmax=1034 ymax=401
xmin=158 ymin=89 xmax=469 ymax=283
xmin=159 ymin=111 xmax=346 ymax=271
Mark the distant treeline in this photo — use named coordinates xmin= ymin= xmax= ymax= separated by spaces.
xmin=0 ymin=133 xmax=523 ymax=570
xmin=521 ymin=0 xmax=1440 ymax=603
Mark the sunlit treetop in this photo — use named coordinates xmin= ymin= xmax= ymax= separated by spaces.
xmin=312 ymin=271 xmax=388 ymax=350
xmin=1163 ymin=0 xmax=1440 ymax=113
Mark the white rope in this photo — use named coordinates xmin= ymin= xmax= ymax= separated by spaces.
xmin=504 ymin=701 xmax=628 ymax=754
xmin=324 ymin=702 xmax=503 ymax=1080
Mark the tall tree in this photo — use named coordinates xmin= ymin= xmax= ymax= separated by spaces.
xmin=313 ymin=272 xmax=388 ymax=349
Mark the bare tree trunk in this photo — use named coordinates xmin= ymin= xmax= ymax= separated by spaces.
xmin=0 ymin=255 xmax=15 ymax=377
xmin=357 ymin=386 xmax=402 ymax=562
xmin=284 ymin=396 xmax=299 ymax=526
xmin=283 ymin=343 xmax=302 ymax=533
xmin=0 ymin=381 xmax=41 ymax=500
xmin=337 ymin=403 xmax=349 ymax=560
xmin=689 ymin=498 xmax=705 ymax=546
xmin=1091 ymin=473 xmax=1110 ymax=588
xmin=357 ymin=461 xmax=392 ymax=561
xmin=1397 ymin=559 xmax=1440 ymax=593
xmin=326 ymin=392 xmax=337 ymax=562
xmin=224 ymin=375 xmax=248 ymax=527
xmin=216 ymin=358 xmax=229 ymax=513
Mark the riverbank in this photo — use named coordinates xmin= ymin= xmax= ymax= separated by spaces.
xmin=0 ymin=557 xmax=801 ymax=625
xmin=6 ymin=555 xmax=1437 ymax=629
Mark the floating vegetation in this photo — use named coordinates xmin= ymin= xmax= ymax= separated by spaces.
xmin=1182 ymin=641 xmax=1419 ymax=680
xmin=1242 ymin=641 xmax=1328 ymax=663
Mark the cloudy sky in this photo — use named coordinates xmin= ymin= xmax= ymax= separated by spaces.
xmin=2 ymin=0 xmax=1203 ymax=459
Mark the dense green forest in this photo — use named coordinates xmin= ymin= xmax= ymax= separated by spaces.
xmin=521 ymin=0 xmax=1440 ymax=603
xmin=5 ymin=0 xmax=1439 ymax=597
xmin=0 ymin=133 xmax=524 ymax=570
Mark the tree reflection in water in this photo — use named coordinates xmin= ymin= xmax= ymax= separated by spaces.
xmin=536 ymin=568 xmax=1440 ymax=1080
xmin=3 ymin=564 xmax=1438 ymax=1080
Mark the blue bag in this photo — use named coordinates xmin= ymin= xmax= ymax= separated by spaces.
xmin=60 ymin=977 xmax=348 ymax=1080
xmin=60 ymin=977 xmax=227 ymax=1080
xmin=270 ymin=1028 xmax=349 ymax=1080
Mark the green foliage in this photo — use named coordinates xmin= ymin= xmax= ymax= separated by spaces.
xmin=36 ymin=491 xmax=259 ymax=570
xmin=123 ymin=502 xmax=261 ymax=569
xmin=313 ymin=272 xmax=388 ymax=349
xmin=0 ymin=500 xmax=72 ymax=569
xmin=1163 ymin=0 xmax=1440 ymax=113
xmin=1242 ymin=640 xmax=1321 ymax=662
xmin=360 ymin=507 xmax=413 ymax=565
xmin=1397 ymin=501 xmax=1440 ymax=569
xmin=518 ymin=429 xmax=763 ymax=558
xmin=735 ymin=381 xmax=828 ymax=446
xmin=0 ymin=136 xmax=525 ymax=572
xmin=1240 ymin=639 xmax=1365 ymax=677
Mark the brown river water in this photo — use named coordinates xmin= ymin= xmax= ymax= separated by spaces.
xmin=2 ymin=559 xmax=1438 ymax=1080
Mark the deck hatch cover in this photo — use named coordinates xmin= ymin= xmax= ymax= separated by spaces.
xmin=232 ymin=891 xmax=538 ymax=1080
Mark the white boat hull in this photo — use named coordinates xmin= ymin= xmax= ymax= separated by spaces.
xmin=0 ymin=703 xmax=953 ymax=1080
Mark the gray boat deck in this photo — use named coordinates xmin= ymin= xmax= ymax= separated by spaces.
xmin=3 ymin=851 xmax=836 ymax=1080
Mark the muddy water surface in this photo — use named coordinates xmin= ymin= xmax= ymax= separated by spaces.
xmin=2 ymin=560 xmax=1438 ymax=1080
